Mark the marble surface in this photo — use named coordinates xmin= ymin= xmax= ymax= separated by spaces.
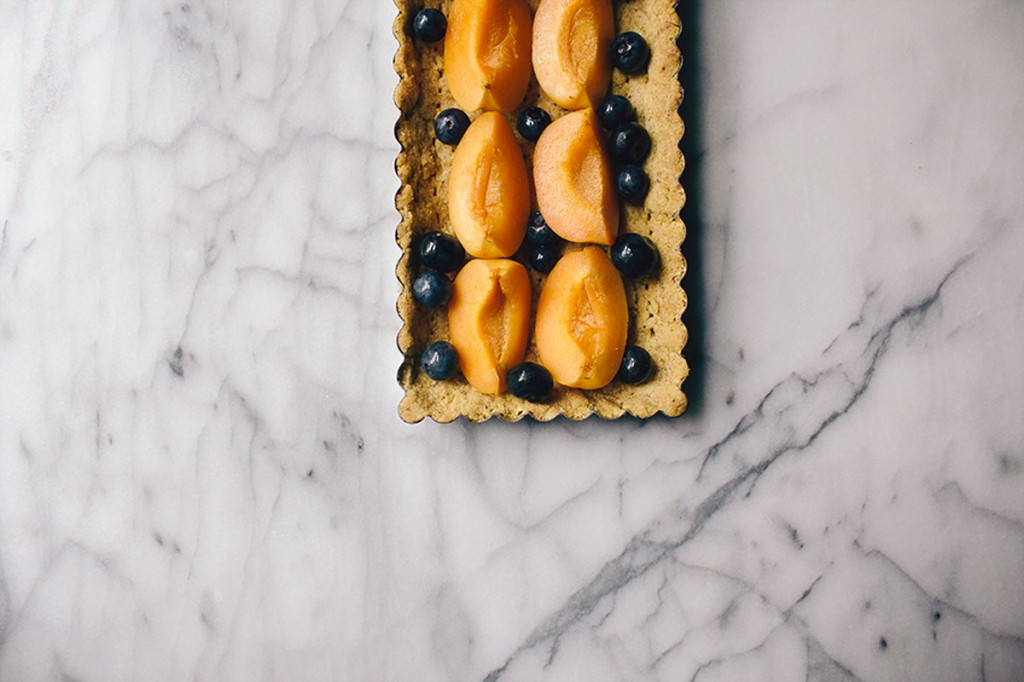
xmin=1 ymin=0 xmax=1023 ymax=680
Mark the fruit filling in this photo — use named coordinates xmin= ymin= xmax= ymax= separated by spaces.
xmin=533 ymin=108 xmax=618 ymax=245
xmin=448 ymin=259 xmax=532 ymax=394
xmin=536 ymin=247 xmax=627 ymax=389
xmin=448 ymin=112 xmax=530 ymax=258
xmin=444 ymin=0 xmax=533 ymax=112
xmin=532 ymin=0 xmax=614 ymax=110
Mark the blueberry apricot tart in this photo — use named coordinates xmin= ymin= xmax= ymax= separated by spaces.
xmin=394 ymin=0 xmax=687 ymax=422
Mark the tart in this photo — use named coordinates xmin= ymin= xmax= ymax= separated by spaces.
xmin=394 ymin=0 xmax=688 ymax=422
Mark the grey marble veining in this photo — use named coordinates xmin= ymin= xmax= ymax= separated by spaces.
xmin=1 ymin=1 xmax=1023 ymax=680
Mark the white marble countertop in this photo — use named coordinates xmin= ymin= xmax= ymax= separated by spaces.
xmin=1 ymin=1 xmax=1023 ymax=680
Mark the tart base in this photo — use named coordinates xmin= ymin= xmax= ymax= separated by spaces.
xmin=394 ymin=0 xmax=688 ymax=423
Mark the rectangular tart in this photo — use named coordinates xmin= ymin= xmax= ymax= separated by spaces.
xmin=393 ymin=0 xmax=688 ymax=422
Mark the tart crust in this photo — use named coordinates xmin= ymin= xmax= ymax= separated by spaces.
xmin=394 ymin=0 xmax=688 ymax=422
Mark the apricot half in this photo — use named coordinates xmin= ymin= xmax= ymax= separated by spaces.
xmin=532 ymin=0 xmax=614 ymax=110
xmin=448 ymin=112 xmax=530 ymax=258
xmin=444 ymin=0 xmax=533 ymax=113
xmin=536 ymin=247 xmax=627 ymax=389
xmin=448 ymin=259 xmax=532 ymax=394
xmin=533 ymin=108 xmax=619 ymax=245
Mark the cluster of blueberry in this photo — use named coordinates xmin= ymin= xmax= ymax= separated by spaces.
xmin=525 ymin=211 xmax=561 ymax=274
xmin=605 ymin=31 xmax=653 ymax=202
xmin=410 ymin=231 xmax=463 ymax=309
xmin=609 ymin=231 xmax=657 ymax=385
xmin=409 ymin=230 xmax=556 ymax=402
xmin=410 ymin=231 xmax=461 ymax=382
xmin=598 ymin=93 xmax=650 ymax=202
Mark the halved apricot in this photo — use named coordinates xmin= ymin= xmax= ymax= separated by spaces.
xmin=448 ymin=112 xmax=531 ymax=258
xmin=532 ymin=0 xmax=614 ymax=110
xmin=535 ymin=247 xmax=627 ymax=389
xmin=448 ymin=259 xmax=532 ymax=394
xmin=533 ymin=108 xmax=619 ymax=245
xmin=444 ymin=0 xmax=533 ymax=113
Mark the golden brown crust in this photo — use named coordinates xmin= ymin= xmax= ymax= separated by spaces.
xmin=394 ymin=0 xmax=688 ymax=423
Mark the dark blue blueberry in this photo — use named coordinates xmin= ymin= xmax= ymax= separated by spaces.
xmin=597 ymin=95 xmax=635 ymax=130
xmin=434 ymin=108 xmax=471 ymax=145
xmin=507 ymin=363 xmax=554 ymax=403
xmin=529 ymin=244 xmax=560 ymax=274
xmin=612 ymin=32 xmax=651 ymax=75
xmin=526 ymin=211 xmax=557 ymax=245
xmin=610 ymin=122 xmax=651 ymax=165
xmin=618 ymin=346 xmax=654 ymax=384
xmin=415 ymin=231 xmax=465 ymax=272
xmin=616 ymin=164 xmax=649 ymax=203
xmin=421 ymin=341 xmax=458 ymax=380
xmin=411 ymin=270 xmax=452 ymax=308
xmin=610 ymin=233 xmax=658 ymax=278
xmin=517 ymin=107 xmax=552 ymax=142
xmin=412 ymin=9 xmax=447 ymax=43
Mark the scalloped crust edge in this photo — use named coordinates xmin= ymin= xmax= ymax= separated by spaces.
xmin=393 ymin=0 xmax=688 ymax=423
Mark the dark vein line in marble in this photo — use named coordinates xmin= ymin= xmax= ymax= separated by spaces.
xmin=696 ymin=376 xmax=786 ymax=480
xmin=645 ymin=565 xmax=759 ymax=671
xmin=823 ymin=285 xmax=880 ymax=355
xmin=646 ymin=568 xmax=857 ymax=682
xmin=688 ymin=655 xmax=722 ymax=682
xmin=794 ymin=573 xmax=826 ymax=608
xmin=700 ymin=254 xmax=968 ymax=479
xmin=523 ymin=479 xmax=602 ymax=534
xmin=937 ymin=481 xmax=1024 ymax=536
xmin=806 ymin=634 xmax=862 ymax=682
xmin=693 ymin=614 xmax=792 ymax=682
xmin=481 ymin=256 xmax=970 ymax=681
xmin=853 ymin=540 xmax=1024 ymax=647
xmin=169 ymin=345 xmax=185 ymax=377
xmin=0 ymin=219 xmax=9 ymax=261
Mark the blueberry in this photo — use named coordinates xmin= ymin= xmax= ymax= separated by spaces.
xmin=616 ymin=164 xmax=649 ymax=203
xmin=517 ymin=107 xmax=551 ymax=142
xmin=412 ymin=8 xmax=447 ymax=43
xmin=611 ymin=233 xmax=658 ymax=278
xmin=411 ymin=270 xmax=452 ymax=308
xmin=507 ymin=362 xmax=554 ymax=403
xmin=434 ymin=108 xmax=471 ymax=145
xmin=618 ymin=346 xmax=654 ymax=384
xmin=597 ymin=95 xmax=636 ymax=130
xmin=526 ymin=211 xmax=557 ymax=245
xmin=421 ymin=341 xmax=458 ymax=380
xmin=529 ymin=244 xmax=560 ymax=274
xmin=415 ymin=231 xmax=465 ymax=272
xmin=610 ymin=122 xmax=651 ymax=165
xmin=612 ymin=32 xmax=651 ymax=75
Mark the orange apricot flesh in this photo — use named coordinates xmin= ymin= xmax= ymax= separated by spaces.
xmin=448 ymin=259 xmax=533 ymax=394
xmin=533 ymin=108 xmax=619 ymax=245
xmin=532 ymin=0 xmax=614 ymax=110
xmin=448 ymin=111 xmax=531 ymax=258
xmin=444 ymin=0 xmax=533 ymax=113
xmin=535 ymin=247 xmax=627 ymax=389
